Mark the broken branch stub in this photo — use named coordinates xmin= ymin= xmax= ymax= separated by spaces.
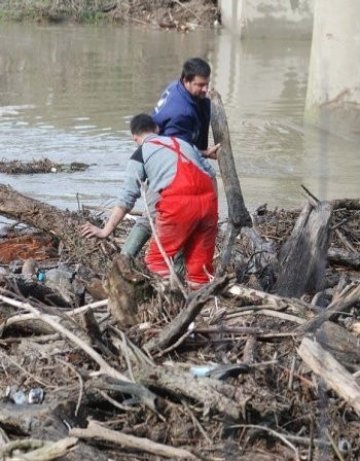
xmin=275 ymin=201 xmax=332 ymax=298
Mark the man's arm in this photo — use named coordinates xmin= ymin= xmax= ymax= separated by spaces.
xmin=80 ymin=145 xmax=148 ymax=240
xmin=80 ymin=205 xmax=128 ymax=239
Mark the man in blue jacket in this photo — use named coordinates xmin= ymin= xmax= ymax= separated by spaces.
xmin=152 ymin=57 xmax=215 ymax=156
xmin=122 ymin=58 xmax=219 ymax=262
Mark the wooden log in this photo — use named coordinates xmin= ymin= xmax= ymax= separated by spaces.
xmin=298 ymin=337 xmax=360 ymax=416
xmin=103 ymin=254 xmax=149 ymax=327
xmin=0 ymin=184 xmax=107 ymax=271
xmin=210 ymin=90 xmax=251 ymax=230
xmin=0 ymin=185 xmax=84 ymax=240
xmin=328 ymin=247 xmax=360 ymax=269
xmin=275 ymin=201 xmax=332 ymax=297
xmin=210 ymin=90 xmax=252 ymax=274
xmin=315 ymin=321 xmax=360 ymax=370
xmin=227 ymin=283 xmax=312 ymax=317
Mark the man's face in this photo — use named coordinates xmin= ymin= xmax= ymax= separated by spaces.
xmin=183 ymin=75 xmax=210 ymax=99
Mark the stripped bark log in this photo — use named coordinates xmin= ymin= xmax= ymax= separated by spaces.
xmin=70 ymin=420 xmax=200 ymax=460
xmin=227 ymin=283 xmax=312 ymax=317
xmin=298 ymin=337 xmax=360 ymax=416
xmin=210 ymin=90 xmax=252 ymax=275
xmin=275 ymin=201 xmax=332 ymax=298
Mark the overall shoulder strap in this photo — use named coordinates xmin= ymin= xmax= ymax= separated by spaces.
xmin=148 ymin=137 xmax=188 ymax=161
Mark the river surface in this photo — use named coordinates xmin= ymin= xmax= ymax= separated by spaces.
xmin=0 ymin=23 xmax=359 ymax=216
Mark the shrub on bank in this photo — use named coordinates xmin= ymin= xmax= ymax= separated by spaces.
xmin=0 ymin=0 xmax=116 ymax=23
xmin=0 ymin=0 xmax=220 ymax=28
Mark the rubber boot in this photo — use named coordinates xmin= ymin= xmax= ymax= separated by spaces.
xmin=173 ymin=250 xmax=185 ymax=280
xmin=122 ymin=221 xmax=152 ymax=257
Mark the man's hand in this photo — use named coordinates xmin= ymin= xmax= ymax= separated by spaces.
xmin=80 ymin=205 xmax=128 ymax=240
xmin=202 ymin=143 xmax=220 ymax=160
xmin=80 ymin=222 xmax=107 ymax=239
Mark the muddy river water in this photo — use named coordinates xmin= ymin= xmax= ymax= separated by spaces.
xmin=0 ymin=23 xmax=358 ymax=216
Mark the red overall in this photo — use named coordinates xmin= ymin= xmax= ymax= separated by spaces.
xmin=145 ymin=137 xmax=218 ymax=285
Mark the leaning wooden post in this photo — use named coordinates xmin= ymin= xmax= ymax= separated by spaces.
xmin=210 ymin=90 xmax=252 ymax=275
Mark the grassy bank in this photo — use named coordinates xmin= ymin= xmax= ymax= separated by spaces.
xmin=0 ymin=0 xmax=219 ymax=28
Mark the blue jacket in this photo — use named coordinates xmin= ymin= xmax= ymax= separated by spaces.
xmin=152 ymin=80 xmax=210 ymax=150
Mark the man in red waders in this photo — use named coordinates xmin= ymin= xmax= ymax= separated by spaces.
xmin=80 ymin=113 xmax=218 ymax=288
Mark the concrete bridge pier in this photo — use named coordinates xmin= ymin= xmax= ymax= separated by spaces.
xmin=305 ymin=0 xmax=360 ymax=140
xmin=218 ymin=0 xmax=314 ymax=39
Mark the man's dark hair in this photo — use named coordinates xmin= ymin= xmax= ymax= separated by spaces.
xmin=181 ymin=57 xmax=211 ymax=82
xmin=130 ymin=113 xmax=157 ymax=135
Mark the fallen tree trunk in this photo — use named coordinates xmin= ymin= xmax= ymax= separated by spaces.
xmin=0 ymin=185 xmax=84 ymax=239
xmin=210 ymin=90 xmax=252 ymax=275
xmin=0 ymin=184 xmax=109 ymax=271
xmin=275 ymin=200 xmax=332 ymax=298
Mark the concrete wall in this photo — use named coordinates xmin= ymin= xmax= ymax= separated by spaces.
xmin=219 ymin=0 xmax=314 ymax=39
xmin=305 ymin=0 xmax=360 ymax=140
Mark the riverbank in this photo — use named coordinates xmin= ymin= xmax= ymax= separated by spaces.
xmin=0 ymin=0 xmax=220 ymax=29
xmin=0 ymin=190 xmax=359 ymax=460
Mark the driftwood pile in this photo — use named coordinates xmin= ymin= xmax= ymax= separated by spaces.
xmin=94 ymin=0 xmax=220 ymax=31
xmin=0 ymin=92 xmax=359 ymax=460
xmin=0 ymin=185 xmax=359 ymax=460
xmin=0 ymin=158 xmax=89 ymax=175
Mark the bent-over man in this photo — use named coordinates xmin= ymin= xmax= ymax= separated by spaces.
xmin=81 ymin=114 xmax=218 ymax=287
